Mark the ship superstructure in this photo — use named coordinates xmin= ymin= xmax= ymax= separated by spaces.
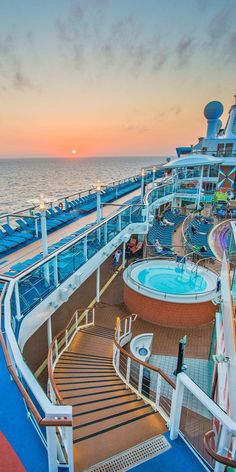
xmin=0 ymin=100 xmax=236 ymax=471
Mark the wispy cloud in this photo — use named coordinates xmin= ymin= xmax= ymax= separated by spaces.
xmin=56 ymin=3 xmax=169 ymax=77
xmin=175 ymin=37 xmax=194 ymax=67
xmin=207 ymin=7 xmax=231 ymax=43
xmin=0 ymin=33 xmax=38 ymax=92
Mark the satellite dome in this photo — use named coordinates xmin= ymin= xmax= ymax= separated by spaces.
xmin=204 ymin=101 xmax=224 ymax=120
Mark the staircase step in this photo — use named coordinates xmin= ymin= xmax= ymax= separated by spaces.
xmin=73 ymin=406 xmax=155 ymax=443
xmin=73 ymin=398 xmax=143 ymax=426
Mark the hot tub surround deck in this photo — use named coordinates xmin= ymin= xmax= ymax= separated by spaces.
xmin=123 ymin=260 xmax=218 ymax=327
xmin=124 ymin=284 xmax=216 ymax=327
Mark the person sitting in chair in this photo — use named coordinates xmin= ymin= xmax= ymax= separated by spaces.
xmin=162 ymin=217 xmax=175 ymax=226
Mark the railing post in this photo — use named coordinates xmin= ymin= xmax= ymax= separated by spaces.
xmin=138 ymin=365 xmax=144 ymax=394
xmin=75 ymin=310 xmax=78 ymax=329
xmin=126 ymin=357 xmax=131 ymax=385
xmin=92 ymin=307 xmax=95 ymax=325
xmin=169 ymin=374 xmax=185 ymax=440
xmin=96 ymin=266 xmax=100 ymax=303
xmin=55 ymin=339 xmax=58 ymax=360
xmin=46 ymin=425 xmax=58 ymax=472
xmin=47 ymin=316 xmax=52 ymax=347
xmin=64 ymin=425 xmax=74 ymax=472
xmin=155 ymin=373 xmax=162 ymax=409
xmin=65 ymin=329 xmax=68 ymax=347
xmin=85 ymin=309 xmax=88 ymax=325
xmin=83 ymin=236 xmax=88 ymax=261
xmin=118 ymin=214 xmax=122 ymax=232
xmin=54 ymin=255 xmax=58 ymax=286
xmin=214 ymin=425 xmax=230 ymax=472
xmin=15 ymin=281 xmax=22 ymax=321
xmin=104 ymin=222 xmax=108 ymax=244
xmin=122 ymin=241 xmax=126 ymax=268
xmin=124 ymin=319 xmax=127 ymax=337
xmin=35 ymin=218 xmax=39 ymax=238
xmin=116 ymin=347 xmax=120 ymax=371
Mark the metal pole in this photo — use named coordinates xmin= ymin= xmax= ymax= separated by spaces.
xmin=122 ymin=241 xmax=126 ymax=268
xmin=41 ymin=209 xmax=48 ymax=257
xmin=152 ymin=166 xmax=156 ymax=187
xmin=47 ymin=317 xmax=52 ymax=347
xmin=97 ymin=188 xmax=101 ymax=224
xmin=141 ymin=170 xmax=145 ymax=203
xmin=196 ymin=165 xmax=204 ymax=210
xmin=96 ymin=266 xmax=100 ymax=303
xmin=174 ymin=335 xmax=187 ymax=376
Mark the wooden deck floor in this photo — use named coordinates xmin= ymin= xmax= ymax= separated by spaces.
xmin=55 ymin=325 xmax=166 ymax=471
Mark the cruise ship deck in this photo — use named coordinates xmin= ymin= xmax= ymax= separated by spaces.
xmin=1 ymin=97 xmax=236 ymax=471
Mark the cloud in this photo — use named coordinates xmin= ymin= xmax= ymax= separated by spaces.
xmin=224 ymin=32 xmax=236 ymax=64
xmin=170 ymin=106 xmax=182 ymax=115
xmin=0 ymin=33 xmax=37 ymax=93
xmin=56 ymin=4 xmax=168 ymax=77
xmin=175 ymin=37 xmax=194 ymax=67
xmin=12 ymin=60 xmax=35 ymax=91
xmin=207 ymin=8 xmax=231 ymax=43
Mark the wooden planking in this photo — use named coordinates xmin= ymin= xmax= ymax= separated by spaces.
xmin=54 ymin=325 xmax=167 ymax=471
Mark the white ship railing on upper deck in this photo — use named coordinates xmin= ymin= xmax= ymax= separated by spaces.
xmin=3 ymin=202 xmax=147 ymax=326
xmin=0 ymin=166 xmax=163 ymax=225
xmin=187 ymin=149 xmax=236 ymax=157
xmin=1 ymin=279 xmax=74 ymax=472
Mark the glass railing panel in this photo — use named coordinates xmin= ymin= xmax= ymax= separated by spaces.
xmin=18 ymin=259 xmax=56 ymax=315
xmin=58 ymin=246 xmax=75 ymax=283
xmin=131 ymin=204 xmax=144 ymax=223
xmin=107 ymin=215 xmax=119 ymax=242
xmin=87 ymin=229 xmax=105 ymax=259
xmin=121 ymin=208 xmax=131 ymax=229
xmin=73 ymin=240 xmax=86 ymax=271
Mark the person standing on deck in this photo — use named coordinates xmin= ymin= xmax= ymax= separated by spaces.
xmin=112 ymin=249 xmax=122 ymax=271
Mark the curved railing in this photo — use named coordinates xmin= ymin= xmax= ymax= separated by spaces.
xmin=48 ymin=307 xmax=95 ymax=404
xmin=113 ymin=314 xmax=175 ymax=420
xmin=0 ymin=279 xmax=74 ymax=471
xmin=124 ymin=259 xmax=218 ymax=302
xmin=144 ymin=178 xmax=174 ymax=214
xmin=181 ymin=213 xmax=193 ymax=248
xmin=204 ymin=430 xmax=236 ymax=468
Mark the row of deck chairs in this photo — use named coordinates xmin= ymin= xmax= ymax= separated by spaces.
xmin=186 ymin=217 xmax=214 ymax=258
xmin=148 ymin=210 xmax=185 ymax=256
xmin=66 ymin=179 xmax=142 ymax=213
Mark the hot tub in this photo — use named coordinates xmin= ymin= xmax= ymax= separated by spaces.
xmin=123 ymin=260 xmax=218 ymax=327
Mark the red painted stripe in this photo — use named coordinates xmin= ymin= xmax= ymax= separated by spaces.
xmin=0 ymin=432 xmax=26 ymax=471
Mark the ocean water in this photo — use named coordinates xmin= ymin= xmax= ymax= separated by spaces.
xmin=0 ymin=156 xmax=165 ymax=215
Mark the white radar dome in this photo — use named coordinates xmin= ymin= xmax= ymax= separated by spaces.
xmin=204 ymin=101 xmax=224 ymax=120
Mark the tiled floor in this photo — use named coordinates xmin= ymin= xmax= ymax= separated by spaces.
xmin=149 ymin=354 xmax=212 ymax=418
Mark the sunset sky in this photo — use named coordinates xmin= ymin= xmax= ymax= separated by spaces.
xmin=1 ymin=0 xmax=236 ymax=158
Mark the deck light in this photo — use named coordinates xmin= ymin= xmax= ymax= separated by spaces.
xmin=141 ymin=169 xmax=145 ymax=202
xmin=96 ymin=183 xmax=101 ymax=223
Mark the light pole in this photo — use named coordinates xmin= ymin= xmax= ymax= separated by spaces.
xmin=196 ymin=165 xmax=204 ymax=210
xmin=39 ymin=194 xmax=48 ymax=257
xmin=152 ymin=166 xmax=156 ymax=187
xmin=96 ymin=183 xmax=101 ymax=224
xmin=141 ymin=168 xmax=145 ymax=203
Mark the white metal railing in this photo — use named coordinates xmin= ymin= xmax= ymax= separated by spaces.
xmin=170 ymin=372 xmax=236 ymax=472
xmin=48 ymin=307 xmax=95 ymax=404
xmin=4 ymin=280 xmax=74 ymax=472
xmin=113 ymin=315 xmax=236 ymax=471
xmin=113 ymin=315 xmax=176 ymax=422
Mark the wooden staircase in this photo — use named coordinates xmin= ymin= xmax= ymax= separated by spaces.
xmin=54 ymin=325 xmax=167 ymax=471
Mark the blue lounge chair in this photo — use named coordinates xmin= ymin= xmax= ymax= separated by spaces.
xmin=2 ymin=223 xmax=33 ymax=241
xmin=0 ymin=231 xmax=18 ymax=249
